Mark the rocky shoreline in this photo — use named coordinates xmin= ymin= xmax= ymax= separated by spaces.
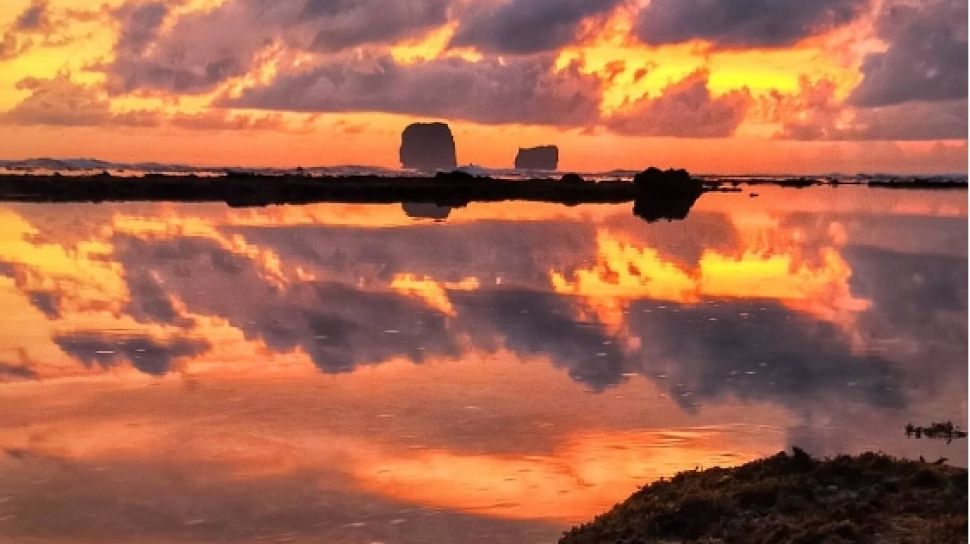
xmin=0 ymin=169 xmax=962 ymax=208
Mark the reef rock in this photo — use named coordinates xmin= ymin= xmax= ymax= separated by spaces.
xmin=515 ymin=145 xmax=559 ymax=170
xmin=400 ymin=123 xmax=458 ymax=171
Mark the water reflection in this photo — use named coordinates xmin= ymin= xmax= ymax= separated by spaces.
xmin=0 ymin=186 xmax=965 ymax=543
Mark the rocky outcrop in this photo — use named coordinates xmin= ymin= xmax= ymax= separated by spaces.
xmin=400 ymin=123 xmax=458 ymax=171
xmin=632 ymin=167 xmax=704 ymax=223
xmin=515 ymin=145 xmax=559 ymax=170
xmin=633 ymin=167 xmax=702 ymax=195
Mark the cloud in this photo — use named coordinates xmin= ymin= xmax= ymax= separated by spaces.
xmin=113 ymin=1 xmax=168 ymax=57
xmin=624 ymin=299 xmax=906 ymax=412
xmin=0 ymin=73 xmax=161 ymax=127
xmin=0 ymin=362 xmax=37 ymax=381
xmin=449 ymin=0 xmax=622 ymax=54
xmin=606 ymin=70 xmax=752 ymax=137
xmin=107 ymin=0 xmax=449 ymax=94
xmin=634 ymin=0 xmax=868 ymax=48
xmin=773 ymin=77 xmax=967 ymax=141
xmin=0 ymin=34 xmax=26 ymax=61
xmin=0 ymin=73 xmax=296 ymax=130
xmin=226 ymin=54 xmax=603 ymax=125
xmin=114 ymin=235 xmax=463 ymax=373
xmin=54 ymin=332 xmax=209 ymax=375
xmin=849 ymin=0 xmax=968 ymax=107
xmin=13 ymin=0 xmax=52 ymax=32
xmin=169 ymin=110 xmax=289 ymax=131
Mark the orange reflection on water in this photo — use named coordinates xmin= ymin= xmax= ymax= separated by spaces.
xmin=390 ymin=275 xmax=480 ymax=316
xmin=356 ymin=428 xmax=772 ymax=522
xmin=552 ymin=226 xmax=869 ymax=330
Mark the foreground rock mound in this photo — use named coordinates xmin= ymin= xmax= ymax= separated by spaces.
xmin=561 ymin=449 xmax=967 ymax=544
xmin=400 ymin=122 xmax=457 ymax=171
xmin=515 ymin=145 xmax=559 ymax=170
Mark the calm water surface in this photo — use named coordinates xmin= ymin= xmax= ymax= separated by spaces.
xmin=0 ymin=186 xmax=965 ymax=543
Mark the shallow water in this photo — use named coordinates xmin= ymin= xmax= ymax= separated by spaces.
xmin=0 ymin=185 xmax=965 ymax=543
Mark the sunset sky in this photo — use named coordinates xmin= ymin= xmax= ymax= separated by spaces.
xmin=0 ymin=0 xmax=966 ymax=173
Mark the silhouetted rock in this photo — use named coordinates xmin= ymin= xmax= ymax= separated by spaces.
xmin=515 ymin=145 xmax=558 ymax=170
xmin=402 ymin=202 xmax=451 ymax=221
xmin=633 ymin=167 xmax=702 ymax=195
xmin=400 ymin=122 xmax=458 ymax=171
xmin=631 ymin=167 xmax=703 ymax=222
xmin=560 ymin=173 xmax=585 ymax=184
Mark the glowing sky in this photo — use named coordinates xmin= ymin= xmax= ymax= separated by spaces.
xmin=0 ymin=0 xmax=966 ymax=173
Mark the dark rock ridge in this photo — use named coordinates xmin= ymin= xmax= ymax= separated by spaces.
xmin=515 ymin=145 xmax=559 ymax=170
xmin=399 ymin=122 xmax=457 ymax=171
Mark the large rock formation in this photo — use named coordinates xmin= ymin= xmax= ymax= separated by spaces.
xmin=515 ymin=145 xmax=559 ymax=170
xmin=400 ymin=123 xmax=458 ymax=171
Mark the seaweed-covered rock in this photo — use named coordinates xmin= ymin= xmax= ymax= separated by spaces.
xmin=400 ymin=122 xmax=458 ymax=171
xmin=515 ymin=145 xmax=559 ymax=170
xmin=561 ymin=450 xmax=968 ymax=544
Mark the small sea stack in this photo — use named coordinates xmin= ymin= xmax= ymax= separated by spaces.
xmin=400 ymin=122 xmax=458 ymax=171
xmin=515 ymin=145 xmax=559 ymax=171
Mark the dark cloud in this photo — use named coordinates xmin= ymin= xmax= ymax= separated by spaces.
xmin=606 ymin=70 xmax=752 ymax=137
xmin=635 ymin=0 xmax=867 ymax=48
xmin=774 ymin=78 xmax=967 ymax=141
xmin=54 ymin=333 xmax=209 ymax=375
xmin=13 ymin=1 xmax=51 ymax=32
xmin=0 ymin=362 xmax=37 ymax=381
xmin=302 ymin=0 xmax=449 ymax=52
xmin=123 ymin=270 xmax=188 ymax=326
xmin=111 ymin=217 xmax=918 ymax=408
xmin=226 ymin=54 xmax=602 ymax=125
xmin=114 ymin=235 xmax=462 ymax=373
xmin=169 ymin=110 xmax=288 ymax=131
xmin=0 ymin=34 xmax=26 ymax=61
xmin=0 ymin=73 xmax=161 ymax=127
xmin=113 ymin=1 xmax=168 ymax=56
xmin=625 ymin=300 xmax=906 ymax=412
xmin=27 ymin=291 xmax=61 ymax=319
xmin=222 ymin=219 xmax=599 ymax=287
xmin=449 ymin=0 xmax=622 ymax=54
xmin=849 ymin=0 xmax=968 ymax=107
xmin=845 ymin=245 xmax=967 ymax=371
xmin=107 ymin=0 xmax=448 ymax=94
xmin=453 ymin=289 xmax=627 ymax=389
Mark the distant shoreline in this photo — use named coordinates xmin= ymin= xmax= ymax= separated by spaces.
xmin=0 ymin=172 xmax=964 ymax=207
